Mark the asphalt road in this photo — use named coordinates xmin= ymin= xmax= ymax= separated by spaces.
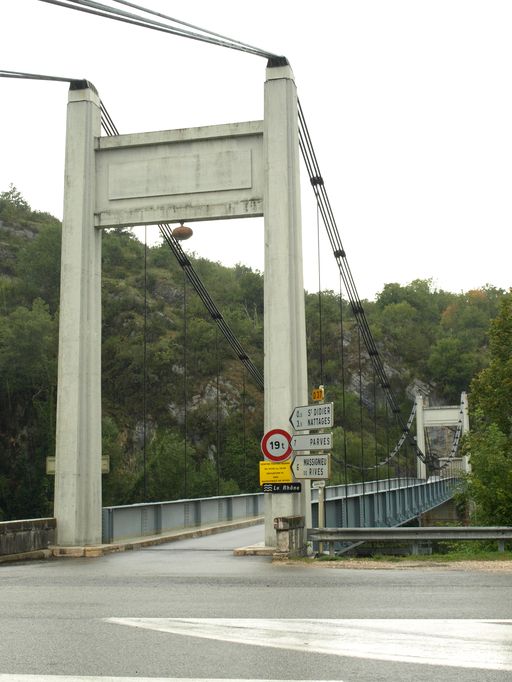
xmin=1 ymin=524 xmax=511 ymax=681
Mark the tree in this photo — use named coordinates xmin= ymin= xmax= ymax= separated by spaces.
xmin=427 ymin=337 xmax=478 ymax=403
xmin=464 ymin=293 xmax=512 ymax=524
xmin=463 ymin=421 xmax=512 ymax=525
xmin=470 ymin=293 xmax=512 ymax=435
xmin=0 ymin=299 xmax=58 ymax=519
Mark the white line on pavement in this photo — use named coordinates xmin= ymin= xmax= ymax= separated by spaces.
xmin=0 ymin=673 xmax=343 ymax=682
xmin=105 ymin=617 xmax=512 ymax=672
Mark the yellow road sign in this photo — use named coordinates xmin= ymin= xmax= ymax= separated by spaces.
xmin=259 ymin=461 xmax=293 ymax=485
xmin=312 ymin=386 xmax=325 ymax=401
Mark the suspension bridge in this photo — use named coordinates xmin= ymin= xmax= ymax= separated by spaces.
xmin=0 ymin=1 xmax=471 ymax=557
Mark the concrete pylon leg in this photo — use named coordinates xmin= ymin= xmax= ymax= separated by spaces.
xmin=415 ymin=393 xmax=427 ymax=479
xmin=263 ymin=60 xmax=310 ymax=547
xmin=54 ymin=82 xmax=102 ymax=546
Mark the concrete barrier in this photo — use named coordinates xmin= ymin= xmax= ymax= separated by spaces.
xmin=0 ymin=518 xmax=56 ymax=562
xmin=273 ymin=515 xmax=306 ymax=559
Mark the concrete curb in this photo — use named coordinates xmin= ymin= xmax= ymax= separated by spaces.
xmin=50 ymin=516 xmax=265 ymax=558
xmin=0 ymin=548 xmax=53 ymax=564
xmin=233 ymin=542 xmax=276 ymax=557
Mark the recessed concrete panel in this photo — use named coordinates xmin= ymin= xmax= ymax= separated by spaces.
xmin=95 ymin=121 xmax=264 ymax=227
xmin=423 ymin=406 xmax=461 ymax=426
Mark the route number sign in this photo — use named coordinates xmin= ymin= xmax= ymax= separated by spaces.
xmin=311 ymin=386 xmax=325 ymax=402
xmin=260 ymin=428 xmax=292 ymax=462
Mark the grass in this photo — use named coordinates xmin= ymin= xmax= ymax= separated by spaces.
xmin=308 ymin=539 xmax=512 ymax=563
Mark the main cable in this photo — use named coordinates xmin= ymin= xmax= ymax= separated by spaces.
xmin=0 ymin=69 xmax=82 ymax=82
xmin=298 ymin=97 xmax=435 ymax=467
xmin=38 ymin=0 xmax=280 ymax=59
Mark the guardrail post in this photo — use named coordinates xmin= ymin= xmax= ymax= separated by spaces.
xmin=156 ymin=504 xmax=162 ymax=535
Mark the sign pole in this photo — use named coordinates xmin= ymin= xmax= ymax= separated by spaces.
xmin=318 ymin=484 xmax=325 ymax=554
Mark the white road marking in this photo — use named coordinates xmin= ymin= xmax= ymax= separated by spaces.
xmin=0 ymin=678 xmax=335 ymax=682
xmin=106 ymin=617 xmax=512 ymax=671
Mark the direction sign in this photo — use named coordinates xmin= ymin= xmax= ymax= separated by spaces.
xmin=291 ymin=453 xmax=331 ymax=480
xmin=260 ymin=428 xmax=292 ymax=462
xmin=259 ymin=461 xmax=292 ymax=485
xmin=289 ymin=402 xmax=334 ymax=431
xmin=262 ymin=482 xmax=302 ymax=493
xmin=291 ymin=433 xmax=333 ymax=452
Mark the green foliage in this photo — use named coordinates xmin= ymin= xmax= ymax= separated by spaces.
xmin=0 ymin=187 xmax=509 ymax=520
xmin=462 ymin=293 xmax=512 ymax=525
xmin=470 ymin=294 xmax=512 ymax=435
xmin=0 ymin=184 xmax=31 ymax=221
xmin=427 ymin=337 xmax=478 ymax=403
xmin=0 ymin=298 xmax=57 ymax=519
xmin=463 ymin=419 xmax=512 ymax=525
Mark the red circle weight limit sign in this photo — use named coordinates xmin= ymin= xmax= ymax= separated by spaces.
xmin=261 ymin=428 xmax=292 ymax=462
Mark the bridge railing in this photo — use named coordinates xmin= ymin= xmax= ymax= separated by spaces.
xmin=311 ymin=476 xmax=460 ymax=528
xmin=102 ymin=492 xmax=264 ymax=544
xmin=0 ymin=477 xmax=460 ymax=557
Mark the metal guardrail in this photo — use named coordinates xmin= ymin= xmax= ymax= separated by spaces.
xmin=312 ymin=477 xmax=459 ymax=528
xmin=0 ymin=478 xmax=460 ymax=556
xmin=101 ymin=492 xmax=264 ymax=544
xmin=307 ymin=526 xmax=512 ymax=553
xmin=102 ymin=477 xmax=459 ymax=543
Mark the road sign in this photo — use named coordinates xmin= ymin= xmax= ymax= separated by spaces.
xmin=311 ymin=386 xmax=325 ymax=401
xmin=312 ymin=480 xmax=326 ymax=488
xmin=259 ymin=461 xmax=292 ymax=485
xmin=46 ymin=455 xmax=110 ymax=474
xmin=260 ymin=428 xmax=292 ymax=462
xmin=291 ymin=433 xmax=333 ymax=452
xmin=291 ymin=453 xmax=331 ymax=480
xmin=289 ymin=402 xmax=334 ymax=431
xmin=262 ymin=482 xmax=302 ymax=493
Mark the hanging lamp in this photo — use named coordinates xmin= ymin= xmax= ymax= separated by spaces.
xmin=172 ymin=221 xmax=193 ymax=241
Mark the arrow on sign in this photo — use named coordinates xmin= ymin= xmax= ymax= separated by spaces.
xmin=291 ymin=453 xmax=331 ymax=479
xmin=289 ymin=402 xmax=334 ymax=431
xmin=291 ymin=433 xmax=332 ymax=452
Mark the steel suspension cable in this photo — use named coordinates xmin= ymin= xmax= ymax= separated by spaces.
xmin=357 ymin=326 xmax=366 ymax=524
xmin=215 ymin=325 xmax=221 ymax=496
xmin=338 ymin=273 xmax=349 ymax=523
xmin=142 ymin=224 xmax=148 ymax=500
xmin=98 ymin=104 xmax=264 ymax=391
xmin=158 ymin=224 xmax=264 ymax=390
xmin=316 ymin=201 xmax=324 ymax=386
xmin=110 ymin=0 xmax=275 ymax=55
xmin=183 ymin=269 xmax=188 ymax=498
xmin=0 ymin=69 xmax=82 ymax=83
xmin=298 ymin=97 xmax=435 ymax=467
xmin=38 ymin=0 xmax=279 ymax=59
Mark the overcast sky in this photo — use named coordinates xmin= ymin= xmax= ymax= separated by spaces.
xmin=1 ymin=0 xmax=511 ymax=300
